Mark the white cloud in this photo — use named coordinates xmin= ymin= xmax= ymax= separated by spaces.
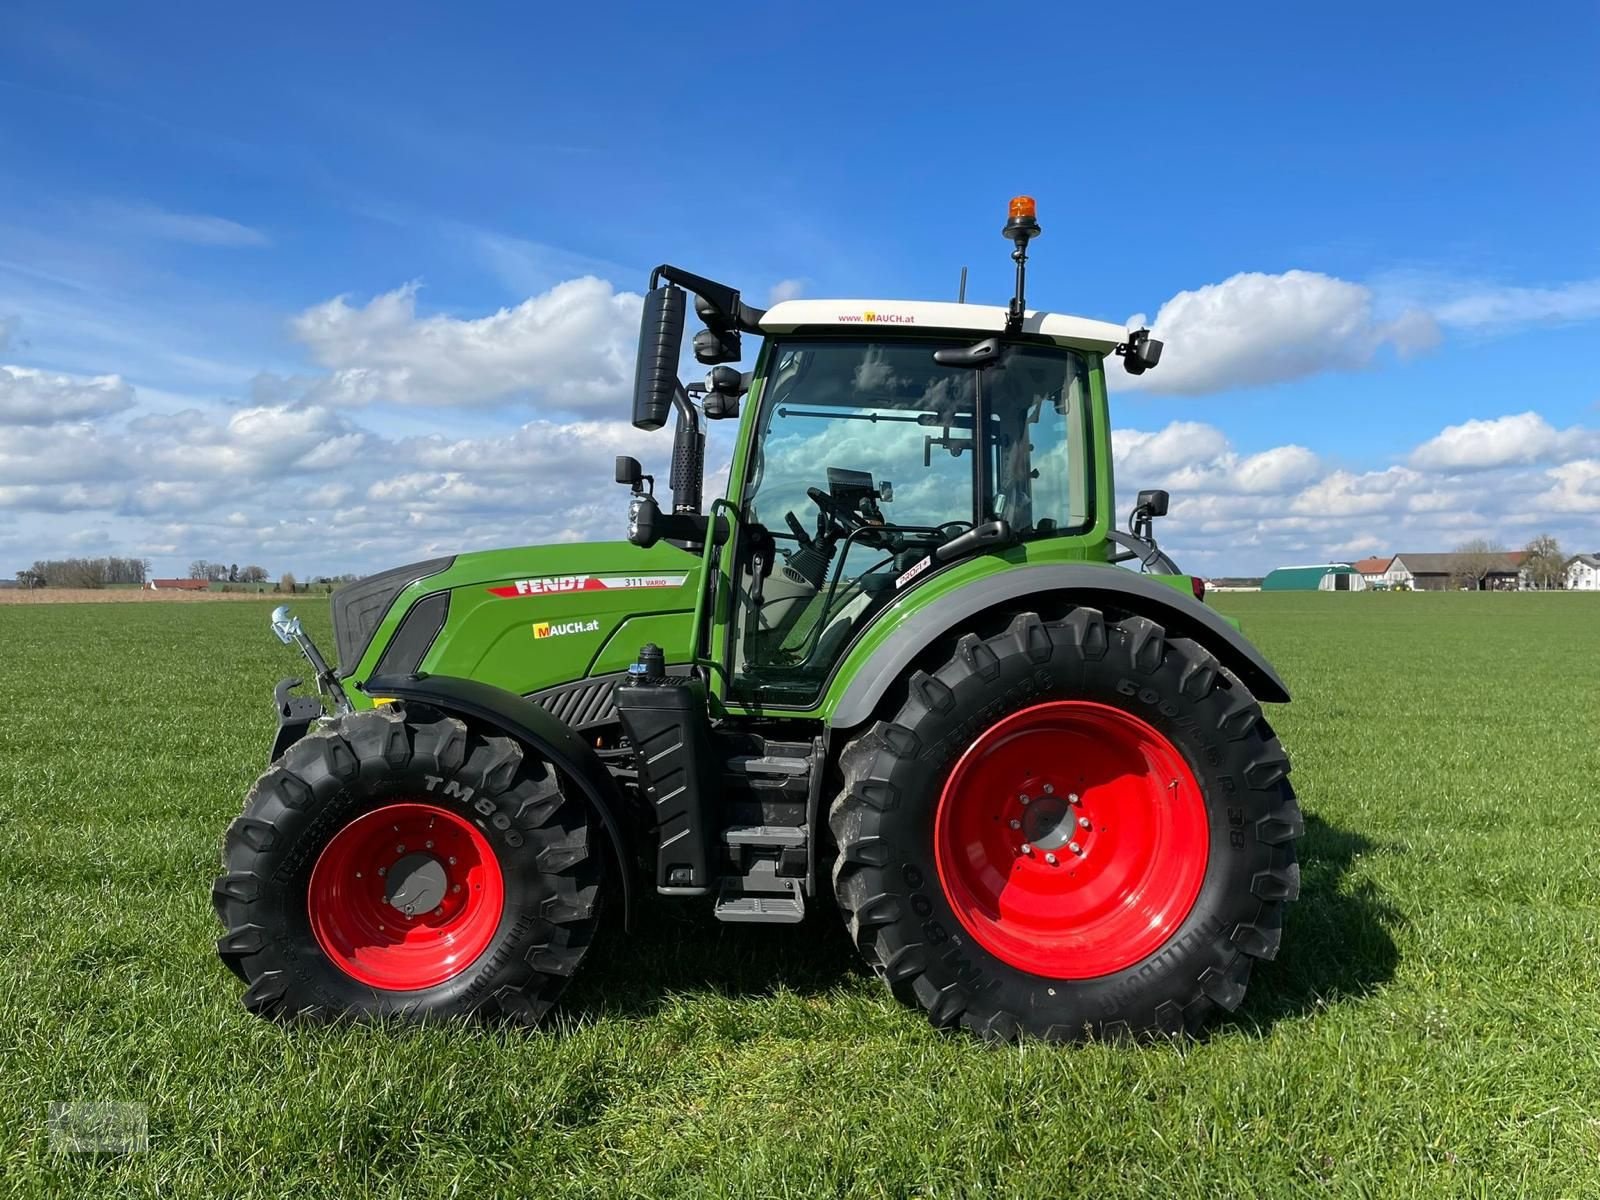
xmin=1429 ymin=279 xmax=1600 ymax=330
xmin=1536 ymin=460 xmax=1600 ymax=514
xmin=110 ymin=203 xmax=270 ymax=248
xmin=1408 ymin=411 xmax=1600 ymax=471
xmin=0 ymin=421 xmax=127 ymax=484
xmin=137 ymin=404 xmax=370 ymax=478
xmin=1114 ymin=422 xmax=1230 ymax=475
xmin=0 ymin=365 xmax=134 ymax=424
xmin=1409 ymin=412 xmax=1555 ymax=471
xmin=292 ymin=278 xmax=642 ymax=412
xmin=1119 ymin=270 xmax=1439 ymax=396
xmin=768 ymin=279 xmax=805 ymax=304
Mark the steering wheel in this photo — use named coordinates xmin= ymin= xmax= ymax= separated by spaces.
xmin=935 ymin=520 xmax=973 ymax=539
xmin=806 ymin=486 xmax=868 ymax=537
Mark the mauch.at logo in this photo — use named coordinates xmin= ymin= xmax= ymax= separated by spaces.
xmin=533 ymin=618 xmax=601 ymax=640
xmin=48 ymin=1102 xmax=148 ymax=1154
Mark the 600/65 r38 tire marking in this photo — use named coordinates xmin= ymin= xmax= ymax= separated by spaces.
xmin=213 ymin=707 xmax=603 ymax=1024
xmin=830 ymin=608 xmax=1302 ymax=1043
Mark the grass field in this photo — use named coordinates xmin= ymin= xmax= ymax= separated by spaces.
xmin=3 ymin=592 xmax=1599 ymax=1197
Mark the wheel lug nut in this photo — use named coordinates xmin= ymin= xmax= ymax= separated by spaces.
xmin=1068 ymin=793 xmax=1080 ymax=805
xmin=425 ymin=840 xmax=434 ymax=850
xmin=448 ymin=856 xmax=458 ymax=865
xmin=1068 ymin=841 xmax=1082 ymax=854
xmin=1021 ymin=843 xmax=1034 ymax=855
xmin=377 ymin=867 xmax=387 ymax=877
xmin=452 ymin=883 xmax=462 ymax=893
xmin=1045 ymin=852 xmax=1058 ymax=865
xmin=1043 ymin=783 xmax=1054 ymax=795
xmin=354 ymin=871 xmax=362 ymax=879
xmin=1078 ymin=816 xmax=1091 ymax=829
xmin=1009 ymin=819 xmax=1021 ymax=830
xmin=396 ymin=844 xmax=405 ymax=854
xmin=1019 ymin=794 xmax=1031 ymax=805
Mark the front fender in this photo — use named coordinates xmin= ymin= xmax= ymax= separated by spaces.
xmin=365 ymin=672 xmax=637 ymax=928
xmin=826 ymin=563 xmax=1289 ymax=729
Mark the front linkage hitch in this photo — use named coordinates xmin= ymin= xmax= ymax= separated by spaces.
xmin=268 ymin=605 xmax=352 ymax=766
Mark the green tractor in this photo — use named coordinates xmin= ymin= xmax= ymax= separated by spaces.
xmin=215 ymin=198 xmax=1301 ymax=1041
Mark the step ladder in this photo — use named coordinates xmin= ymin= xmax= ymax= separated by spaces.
xmin=712 ymin=825 xmax=807 ymax=924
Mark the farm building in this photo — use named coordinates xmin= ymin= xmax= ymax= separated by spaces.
xmin=1351 ymin=556 xmax=1393 ymax=585
xmin=151 ymin=578 xmax=211 ymax=591
xmin=1261 ymin=564 xmax=1367 ymax=591
xmin=1385 ymin=552 xmax=1527 ymax=591
xmin=1565 ymin=554 xmax=1600 ymax=591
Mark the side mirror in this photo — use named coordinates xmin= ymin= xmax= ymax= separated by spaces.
xmin=879 ymin=481 xmax=893 ymax=503
xmin=632 ymin=285 xmax=685 ymax=431
xmin=693 ymin=294 xmax=742 ymax=364
xmin=1136 ymin=488 xmax=1169 ymax=517
xmin=614 ymin=455 xmax=648 ymax=492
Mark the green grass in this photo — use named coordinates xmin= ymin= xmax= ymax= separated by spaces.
xmin=3 ymin=593 xmax=1599 ymax=1197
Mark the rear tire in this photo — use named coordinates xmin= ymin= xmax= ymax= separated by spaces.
xmin=829 ymin=608 xmax=1301 ymax=1042
xmin=213 ymin=707 xmax=601 ymax=1023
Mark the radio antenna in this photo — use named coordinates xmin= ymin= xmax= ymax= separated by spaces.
xmin=957 ymin=266 xmax=968 ymax=303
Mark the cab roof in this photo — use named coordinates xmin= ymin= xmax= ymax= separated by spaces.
xmin=758 ymin=299 xmax=1128 ymax=354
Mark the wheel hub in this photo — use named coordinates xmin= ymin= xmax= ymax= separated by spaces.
xmin=384 ymin=852 xmax=448 ymax=915
xmin=935 ymin=701 xmax=1209 ymax=979
xmin=1017 ymin=792 xmax=1079 ymax=853
xmin=308 ymin=801 xmax=505 ymax=991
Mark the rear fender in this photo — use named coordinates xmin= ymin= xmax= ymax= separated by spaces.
xmin=365 ymin=672 xmax=637 ymax=928
xmin=827 ymin=563 xmax=1289 ymax=729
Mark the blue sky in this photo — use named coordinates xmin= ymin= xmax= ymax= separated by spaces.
xmin=1 ymin=2 xmax=1597 ymax=577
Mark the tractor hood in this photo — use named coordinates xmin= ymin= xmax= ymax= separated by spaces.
xmin=336 ymin=539 xmax=703 ymax=701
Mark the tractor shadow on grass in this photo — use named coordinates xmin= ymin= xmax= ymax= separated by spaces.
xmin=560 ymin=811 xmax=1402 ymax=1034
xmin=559 ymin=891 xmax=868 ymax=1024
xmin=1224 ymin=810 xmax=1403 ymax=1035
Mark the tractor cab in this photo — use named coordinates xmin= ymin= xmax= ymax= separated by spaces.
xmin=726 ymin=320 xmax=1104 ymax=703
xmin=618 ymin=197 xmax=1165 ymax=708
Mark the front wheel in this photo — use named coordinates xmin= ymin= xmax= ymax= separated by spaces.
xmin=213 ymin=707 xmax=602 ymax=1023
xmin=829 ymin=608 xmax=1301 ymax=1042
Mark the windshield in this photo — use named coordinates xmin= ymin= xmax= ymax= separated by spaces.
xmin=746 ymin=338 xmax=1092 ymax=535
xmin=732 ymin=337 xmax=1094 ymax=703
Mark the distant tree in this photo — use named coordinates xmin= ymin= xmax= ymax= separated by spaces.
xmin=16 ymin=566 xmax=43 ymax=589
xmin=228 ymin=563 xmax=239 ymax=583
xmin=279 ymin=572 xmax=298 ymax=594
xmin=240 ymin=564 xmax=269 ymax=583
xmin=1451 ymin=538 xmax=1506 ymax=590
xmin=1522 ymin=533 xmax=1564 ymax=590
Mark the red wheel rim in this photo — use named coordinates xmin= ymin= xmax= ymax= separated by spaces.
xmin=933 ymin=701 xmax=1208 ymax=979
xmin=308 ymin=801 xmax=504 ymax=990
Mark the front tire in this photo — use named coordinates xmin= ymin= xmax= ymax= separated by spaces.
xmin=213 ymin=707 xmax=601 ymax=1023
xmin=830 ymin=609 xmax=1301 ymax=1042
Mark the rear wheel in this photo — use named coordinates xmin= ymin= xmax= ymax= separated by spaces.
xmin=830 ymin=608 xmax=1301 ymax=1041
xmin=214 ymin=707 xmax=601 ymax=1023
